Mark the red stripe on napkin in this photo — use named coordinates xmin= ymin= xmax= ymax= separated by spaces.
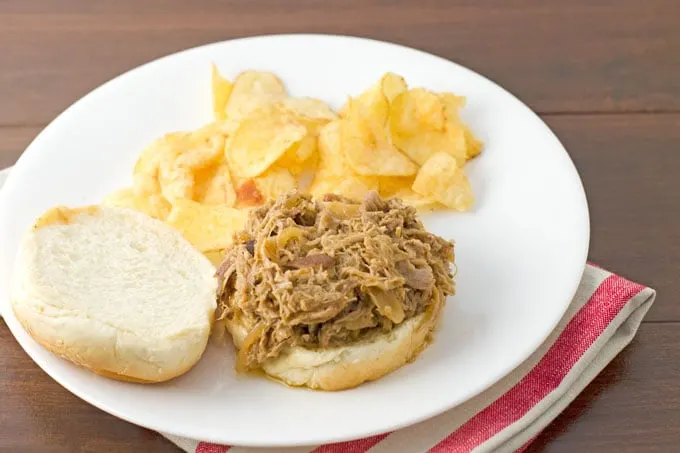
xmin=310 ymin=433 xmax=390 ymax=453
xmin=426 ymin=274 xmax=645 ymax=453
xmin=195 ymin=442 xmax=230 ymax=453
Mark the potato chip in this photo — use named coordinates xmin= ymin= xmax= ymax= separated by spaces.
xmin=340 ymin=73 xmax=407 ymax=123
xmin=173 ymin=123 xmax=226 ymax=170
xmin=383 ymin=187 xmax=442 ymax=212
xmin=225 ymin=70 xmax=287 ymax=121
xmin=277 ymin=97 xmax=338 ymax=138
xmin=103 ymin=187 xmax=171 ymax=220
xmin=296 ymin=154 xmax=319 ymax=193
xmin=166 ymin=199 xmax=247 ymax=251
xmin=211 ymin=65 xmax=233 ymax=121
xmin=235 ymin=179 xmax=264 ymax=207
xmin=342 ymin=99 xmax=418 ymax=177
xmin=133 ymin=132 xmax=186 ymax=197
xmin=146 ymin=195 xmax=173 ymax=220
xmin=439 ymin=92 xmax=466 ymax=116
xmin=155 ymin=126 xmax=226 ymax=203
xmin=159 ymin=163 xmax=194 ymax=202
xmin=309 ymin=120 xmax=377 ymax=199
xmin=308 ymin=178 xmax=337 ymax=199
xmin=310 ymin=176 xmax=378 ymax=201
xmin=254 ymin=166 xmax=298 ymax=201
xmin=463 ymin=124 xmax=483 ymax=160
xmin=377 ymin=176 xmax=415 ymax=198
xmin=316 ymin=120 xmax=352 ymax=176
xmin=134 ymin=132 xmax=186 ymax=176
xmin=389 ymin=88 xmax=446 ymax=136
xmin=399 ymin=128 xmax=467 ymax=167
xmin=194 ymin=163 xmax=237 ymax=206
xmin=389 ymin=89 xmax=469 ymax=166
xmin=226 ymin=104 xmax=308 ymax=178
xmin=278 ymin=97 xmax=338 ymax=122
xmin=412 ymin=152 xmax=474 ymax=211
xmin=380 ymin=72 xmax=408 ymax=103
xmin=276 ymin=134 xmax=317 ymax=176
xmin=203 ymin=249 xmax=226 ymax=267
xmin=438 ymin=93 xmax=483 ymax=161
xmin=333 ymin=177 xmax=378 ymax=200
xmin=308 ymin=124 xmax=340 ymax=196
xmin=292 ymin=134 xmax=317 ymax=162
xmin=349 ymin=90 xmax=390 ymax=127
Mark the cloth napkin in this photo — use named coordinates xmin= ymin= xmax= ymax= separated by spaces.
xmin=0 ymin=167 xmax=656 ymax=453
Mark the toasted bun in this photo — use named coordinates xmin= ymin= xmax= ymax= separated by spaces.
xmin=223 ymin=299 xmax=440 ymax=391
xmin=10 ymin=206 xmax=217 ymax=383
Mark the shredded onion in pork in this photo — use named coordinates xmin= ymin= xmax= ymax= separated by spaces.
xmin=367 ymin=288 xmax=405 ymax=324
xmin=236 ymin=323 xmax=266 ymax=372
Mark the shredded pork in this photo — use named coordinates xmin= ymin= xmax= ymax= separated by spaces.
xmin=216 ymin=191 xmax=455 ymax=370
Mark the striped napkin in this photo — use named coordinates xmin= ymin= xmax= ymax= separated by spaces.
xmin=0 ymin=168 xmax=656 ymax=453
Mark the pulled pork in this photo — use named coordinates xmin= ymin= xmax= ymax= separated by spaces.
xmin=216 ymin=190 xmax=455 ymax=371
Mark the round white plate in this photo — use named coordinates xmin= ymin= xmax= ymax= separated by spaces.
xmin=0 ymin=35 xmax=589 ymax=446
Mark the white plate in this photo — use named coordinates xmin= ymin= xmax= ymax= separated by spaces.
xmin=0 ymin=35 xmax=589 ymax=446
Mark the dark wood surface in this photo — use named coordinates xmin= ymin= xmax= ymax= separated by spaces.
xmin=1 ymin=1 xmax=678 ymax=452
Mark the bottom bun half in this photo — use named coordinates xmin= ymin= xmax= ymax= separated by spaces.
xmin=223 ymin=299 xmax=442 ymax=391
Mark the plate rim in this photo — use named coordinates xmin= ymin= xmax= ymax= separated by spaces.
xmin=0 ymin=33 xmax=590 ymax=446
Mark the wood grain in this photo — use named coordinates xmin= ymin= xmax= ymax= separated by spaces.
xmin=0 ymin=0 xmax=679 ymax=125
xmin=0 ymin=127 xmax=39 ymax=168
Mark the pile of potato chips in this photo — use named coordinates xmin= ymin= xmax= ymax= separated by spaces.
xmin=103 ymin=67 xmax=482 ymax=264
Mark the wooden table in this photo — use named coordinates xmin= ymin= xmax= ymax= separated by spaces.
xmin=1 ymin=1 xmax=679 ymax=452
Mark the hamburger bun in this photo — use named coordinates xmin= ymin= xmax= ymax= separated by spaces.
xmin=222 ymin=291 xmax=442 ymax=391
xmin=10 ymin=205 xmax=217 ymax=383
xmin=216 ymin=191 xmax=454 ymax=391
